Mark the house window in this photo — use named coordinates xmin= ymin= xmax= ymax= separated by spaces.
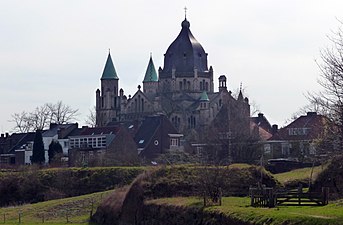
xmin=281 ymin=143 xmax=291 ymax=155
xmin=196 ymin=146 xmax=203 ymax=155
xmin=264 ymin=144 xmax=271 ymax=154
xmin=188 ymin=116 xmax=196 ymax=129
xmin=288 ymin=128 xmax=309 ymax=136
xmin=170 ymin=138 xmax=179 ymax=147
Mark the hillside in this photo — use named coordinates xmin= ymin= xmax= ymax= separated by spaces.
xmin=0 ymin=166 xmax=144 ymax=206
xmin=0 ymin=190 xmax=112 ymax=224
xmin=92 ymin=164 xmax=279 ymax=225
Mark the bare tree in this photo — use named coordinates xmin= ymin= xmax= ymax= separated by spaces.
xmin=85 ymin=106 xmax=96 ymax=128
xmin=10 ymin=111 xmax=31 ymax=133
xmin=47 ymin=101 xmax=79 ymax=124
xmin=10 ymin=101 xmax=79 ymax=132
xmin=307 ymin=21 xmax=343 ymax=149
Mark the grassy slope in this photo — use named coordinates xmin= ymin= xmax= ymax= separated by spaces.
xmin=150 ymin=197 xmax=343 ymax=225
xmin=0 ymin=190 xmax=112 ymax=225
xmin=273 ymin=165 xmax=325 ymax=186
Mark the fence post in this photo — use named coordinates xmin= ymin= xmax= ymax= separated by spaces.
xmin=18 ymin=210 xmax=22 ymax=224
xmin=90 ymin=198 xmax=94 ymax=217
xmin=250 ymin=189 xmax=254 ymax=206
xmin=322 ymin=187 xmax=329 ymax=205
xmin=66 ymin=210 xmax=69 ymax=223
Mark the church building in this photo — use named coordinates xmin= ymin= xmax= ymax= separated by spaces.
xmin=95 ymin=16 xmax=251 ymax=142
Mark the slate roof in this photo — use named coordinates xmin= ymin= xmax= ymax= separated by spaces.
xmin=101 ymin=52 xmax=119 ymax=80
xmin=162 ymin=18 xmax=208 ymax=74
xmin=79 ymin=126 xmax=121 ymax=136
xmin=143 ymin=55 xmax=158 ymax=82
xmin=42 ymin=123 xmax=78 ymax=138
xmin=134 ymin=116 xmax=161 ymax=149
xmin=8 ymin=132 xmax=35 ymax=154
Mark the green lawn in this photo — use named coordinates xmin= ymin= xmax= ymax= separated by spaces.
xmin=273 ymin=165 xmax=325 ymax=186
xmin=0 ymin=190 xmax=112 ymax=224
xmin=149 ymin=197 xmax=343 ymax=225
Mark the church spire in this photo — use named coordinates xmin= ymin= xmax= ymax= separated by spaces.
xmin=238 ymin=82 xmax=244 ymax=101
xmin=101 ymin=51 xmax=119 ymax=80
xmin=143 ymin=54 xmax=158 ymax=82
xmin=184 ymin=6 xmax=187 ymax=19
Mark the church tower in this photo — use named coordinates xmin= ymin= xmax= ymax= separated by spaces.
xmin=158 ymin=16 xmax=214 ymax=93
xmin=96 ymin=52 xmax=120 ymax=126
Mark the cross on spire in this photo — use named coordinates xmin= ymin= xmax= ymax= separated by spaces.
xmin=184 ymin=6 xmax=187 ymax=19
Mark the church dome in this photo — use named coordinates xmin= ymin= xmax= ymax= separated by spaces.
xmin=161 ymin=18 xmax=208 ymax=75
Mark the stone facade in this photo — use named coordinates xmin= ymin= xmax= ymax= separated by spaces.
xmin=95 ymin=17 xmax=251 ymax=141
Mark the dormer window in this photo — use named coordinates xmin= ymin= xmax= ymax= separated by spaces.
xmin=288 ymin=128 xmax=309 ymax=136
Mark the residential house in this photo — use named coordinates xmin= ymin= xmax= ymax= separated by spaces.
xmin=250 ymin=113 xmax=277 ymax=141
xmin=265 ymin=112 xmax=333 ymax=160
xmin=0 ymin=132 xmax=36 ymax=165
xmin=68 ymin=125 xmax=138 ymax=166
xmin=42 ymin=123 xmax=79 ymax=157
xmin=134 ymin=115 xmax=183 ymax=160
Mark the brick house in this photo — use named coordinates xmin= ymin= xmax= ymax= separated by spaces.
xmin=265 ymin=112 xmax=334 ymax=160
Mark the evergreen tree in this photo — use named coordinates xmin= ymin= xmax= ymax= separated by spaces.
xmin=48 ymin=140 xmax=63 ymax=163
xmin=32 ymin=130 xmax=45 ymax=164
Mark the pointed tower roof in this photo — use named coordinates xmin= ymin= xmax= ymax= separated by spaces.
xmin=238 ymin=83 xmax=243 ymax=100
xmin=143 ymin=55 xmax=158 ymax=82
xmin=238 ymin=90 xmax=244 ymax=101
xmin=200 ymin=91 xmax=209 ymax=101
xmin=101 ymin=52 xmax=119 ymax=80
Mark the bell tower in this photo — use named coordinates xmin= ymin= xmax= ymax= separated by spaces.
xmin=96 ymin=51 xmax=120 ymax=126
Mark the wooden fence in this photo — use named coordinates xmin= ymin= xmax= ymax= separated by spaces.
xmin=249 ymin=186 xmax=329 ymax=208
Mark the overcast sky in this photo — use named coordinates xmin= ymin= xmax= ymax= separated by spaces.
xmin=1 ymin=0 xmax=342 ymax=133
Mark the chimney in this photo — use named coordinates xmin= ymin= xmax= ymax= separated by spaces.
xmin=1 ymin=134 xmax=4 ymax=138
xmin=272 ymin=124 xmax=278 ymax=134
xmin=5 ymin=133 xmax=9 ymax=138
xmin=258 ymin=113 xmax=264 ymax=118
xmin=307 ymin=112 xmax=317 ymax=117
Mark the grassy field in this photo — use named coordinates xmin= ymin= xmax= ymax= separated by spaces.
xmin=273 ymin=165 xmax=325 ymax=186
xmin=150 ymin=196 xmax=343 ymax=225
xmin=0 ymin=190 xmax=112 ymax=224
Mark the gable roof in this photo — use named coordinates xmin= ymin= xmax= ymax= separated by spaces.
xmin=8 ymin=132 xmax=35 ymax=153
xmin=269 ymin=112 xmax=331 ymax=141
xmin=251 ymin=113 xmax=273 ymax=133
xmin=134 ymin=116 xmax=161 ymax=149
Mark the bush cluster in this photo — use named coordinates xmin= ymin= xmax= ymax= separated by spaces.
xmin=0 ymin=167 xmax=144 ymax=206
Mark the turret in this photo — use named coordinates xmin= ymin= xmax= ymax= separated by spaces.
xmin=142 ymin=54 xmax=158 ymax=98
xmin=219 ymin=75 xmax=227 ymax=92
